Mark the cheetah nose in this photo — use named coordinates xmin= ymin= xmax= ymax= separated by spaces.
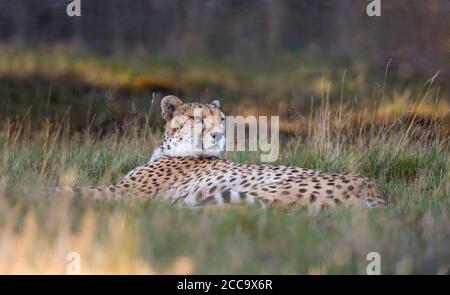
xmin=211 ymin=132 xmax=224 ymax=141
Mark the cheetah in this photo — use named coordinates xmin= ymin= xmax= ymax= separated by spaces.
xmin=62 ymin=95 xmax=387 ymax=210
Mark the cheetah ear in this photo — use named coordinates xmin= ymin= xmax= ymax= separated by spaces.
xmin=210 ymin=100 xmax=220 ymax=108
xmin=161 ymin=95 xmax=183 ymax=120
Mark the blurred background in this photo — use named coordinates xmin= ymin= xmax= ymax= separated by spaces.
xmin=0 ymin=0 xmax=448 ymax=133
xmin=0 ymin=1 xmax=449 ymax=275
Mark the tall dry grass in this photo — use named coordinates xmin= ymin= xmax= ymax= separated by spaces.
xmin=0 ymin=90 xmax=449 ymax=274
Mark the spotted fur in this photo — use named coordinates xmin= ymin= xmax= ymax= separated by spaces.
xmin=71 ymin=156 xmax=386 ymax=210
xmin=58 ymin=96 xmax=387 ymax=210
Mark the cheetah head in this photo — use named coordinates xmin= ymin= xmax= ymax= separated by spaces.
xmin=150 ymin=95 xmax=226 ymax=161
